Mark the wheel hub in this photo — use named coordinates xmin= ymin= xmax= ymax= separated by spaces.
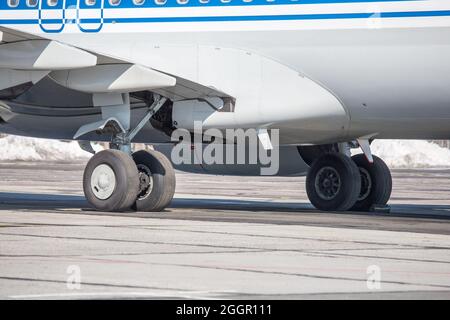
xmin=315 ymin=166 xmax=341 ymax=200
xmin=137 ymin=164 xmax=153 ymax=200
xmin=90 ymin=164 xmax=116 ymax=200
xmin=358 ymin=167 xmax=372 ymax=201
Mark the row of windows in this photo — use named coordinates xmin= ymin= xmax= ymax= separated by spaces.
xmin=7 ymin=0 xmax=283 ymax=8
xmin=7 ymin=0 xmax=37 ymax=8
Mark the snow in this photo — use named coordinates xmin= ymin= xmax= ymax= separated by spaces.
xmin=1 ymin=135 xmax=450 ymax=168
xmin=0 ymin=135 xmax=92 ymax=161
xmin=354 ymin=140 xmax=450 ymax=168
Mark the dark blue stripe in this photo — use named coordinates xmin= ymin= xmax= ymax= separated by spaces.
xmin=0 ymin=19 xmax=38 ymax=24
xmin=1 ymin=10 xmax=449 ymax=25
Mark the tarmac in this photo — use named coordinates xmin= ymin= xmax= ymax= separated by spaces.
xmin=0 ymin=161 xmax=449 ymax=299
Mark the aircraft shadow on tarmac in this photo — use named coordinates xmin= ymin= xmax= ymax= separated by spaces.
xmin=0 ymin=192 xmax=450 ymax=221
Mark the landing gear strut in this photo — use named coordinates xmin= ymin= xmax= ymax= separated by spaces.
xmin=80 ymin=94 xmax=176 ymax=212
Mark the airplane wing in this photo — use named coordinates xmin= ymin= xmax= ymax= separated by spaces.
xmin=0 ymin=26 xmax=234 ymax=103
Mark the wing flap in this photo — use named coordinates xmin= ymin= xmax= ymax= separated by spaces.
xmin=0 ymin=26 xmax=39 ymax=43
xmin=0 ymin=26 xmax=234 ymax=101
xmin=0 ymin=40 xmax=98 ymax=70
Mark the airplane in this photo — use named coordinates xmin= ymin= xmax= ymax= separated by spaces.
xmin=1 ymin=0 xmax=450 ymax=213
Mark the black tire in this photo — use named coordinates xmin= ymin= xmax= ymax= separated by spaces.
xmin=132 ymin=149 xmax=176 ymax=212
xmin=306 ymin=153 xmax=361 ymax=211
xmin=350 ymin=154 xmax=392 ymax=212
xmin=83 ymin=150 xmax=139 ymax=212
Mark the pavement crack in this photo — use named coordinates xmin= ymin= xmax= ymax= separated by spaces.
xmin=0 ymin=276 xmax=191 ymax=292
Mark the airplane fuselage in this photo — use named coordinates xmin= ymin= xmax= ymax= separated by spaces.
xmin=1 ymin=0 xmax=449 ymax=211
xmin=1 ymin=0 xmax=450 ymax=144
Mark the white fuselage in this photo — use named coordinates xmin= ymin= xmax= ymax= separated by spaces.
xmin=2 ymin=0 xmax=450 ymax=144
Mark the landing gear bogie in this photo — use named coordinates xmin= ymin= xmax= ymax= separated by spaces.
xmin=350 ymin=154 xmax=392 ymax=212
xmin=132 ymin=149 xmax=176 ymax=212
xmin=306 ymin=153 xmax=361 ymax=211
xmin=83 ymin=150 xmax=140 ymax=212
xmin=305 ymin=151 xmax=392 ymax=212
xmin=83 ymin=149 xmax=176 ymax=213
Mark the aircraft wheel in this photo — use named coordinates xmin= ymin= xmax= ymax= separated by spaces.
xmin=350 ymin=154 xmax=392 ymax=212
xmin=132 ymin=150 xmax=176 ymax=212
xmin=306 ymin=153 xmax=361 ymax=211
xmin=83 ymin=150 xmax=139 ymax=212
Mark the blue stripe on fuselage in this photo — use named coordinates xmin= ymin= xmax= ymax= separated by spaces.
xmin=1 ymin=9 xmax=449 ymax=26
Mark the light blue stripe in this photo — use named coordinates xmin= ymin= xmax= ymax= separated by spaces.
xmin=104 ymin=10 xmax=450 ymax=23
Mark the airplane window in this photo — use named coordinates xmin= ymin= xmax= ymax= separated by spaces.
xmin=109 ymin=0 xmax=121 ymax=6
xmin=155 ymin=0 xmax=167 ymax=5
xmin=133 ymin=0 xmax=145 ymax=5
xmin=27 ymin=0 xmax=38 ymax=7
xmin=47 ymin=0 xmax=58 ymax=6
xmin=177 ymin=0 xmax=189 ymax=4
xmin=243 ymin=0 xmax=253 ymax=2
xmin=8 ymin=0 xmax=20 ymax=7
xmin=199 ymin=0 xmax=209 ymax=3
xmin=221 ymin=0 xmax=231 ymax=3
xmin=86 ymin=0 xmax=97 ymax=5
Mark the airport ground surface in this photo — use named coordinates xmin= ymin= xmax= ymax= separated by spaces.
xmin=0 ymin=161 xmax=450 ymax=299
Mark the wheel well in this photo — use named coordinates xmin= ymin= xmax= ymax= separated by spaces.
xmin=297 ymin=144 xmax=339 ymax=166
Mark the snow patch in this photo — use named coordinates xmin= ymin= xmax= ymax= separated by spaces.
xmin=0 ymin=135 xmax=92 ymax=161
xmin=1 ymin=135 xmax=450 ymax=168
xmin=354 ymin=140 xmax=450 ymax=168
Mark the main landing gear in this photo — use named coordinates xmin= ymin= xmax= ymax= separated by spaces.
xmin=79 ymin=94 xmax=176 ymax=212
xmin=306 ymin=149 xmax=392 ymax=212
xmin=84 ymin=149 xmax=176 ymax=212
